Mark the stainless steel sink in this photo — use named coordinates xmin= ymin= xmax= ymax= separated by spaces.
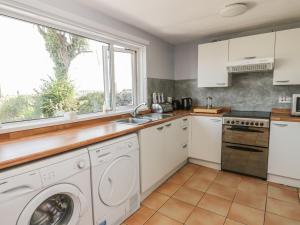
xmin=116 ymin=117 xmax=152 ymax=125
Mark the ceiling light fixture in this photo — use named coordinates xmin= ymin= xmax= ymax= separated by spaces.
xmin=220 ymin=3 xmax=248 ymax=17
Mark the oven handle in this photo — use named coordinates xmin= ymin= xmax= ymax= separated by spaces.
xmin=226 ymin=145 xmax=263 ymax=152
xmin=227 ymin=127 xmax=264 ymax=133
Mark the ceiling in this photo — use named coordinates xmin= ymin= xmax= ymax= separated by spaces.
xmin=59 ymin=0 xmax=300 ymax=44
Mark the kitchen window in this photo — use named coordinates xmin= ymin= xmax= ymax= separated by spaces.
xmin=0 ymin=15 xmax=144 ymax=129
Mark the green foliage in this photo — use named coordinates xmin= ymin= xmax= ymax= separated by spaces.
xmin=0 ymin=95 xmax=42 ymax=123
xmin=36 ymin=25 xmax=89 ymax=116
xmin=36 ymin=76 xmax=78 ymax=117
xmin=78 ymin=92 xmax=104 ymax=114
xmin=116 ymin=89 xmax=133 ymax=107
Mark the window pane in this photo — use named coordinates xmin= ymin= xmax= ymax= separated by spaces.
xmin=0 ymin=15 xmax=107 ymax=123
xmin=114 ymin=50 xmax=135 ymax=108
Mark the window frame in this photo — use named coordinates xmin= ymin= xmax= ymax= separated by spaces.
xmin=0 ymin=6 xmax=148 ymax=134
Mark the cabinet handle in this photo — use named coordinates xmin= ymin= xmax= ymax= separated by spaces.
xmin=182 ymin=144 xmax=188 ymax=149
xmin=273 ymin=123 xmax=288 ymax=127
xmin=244 ymin=56 xmax=256 ymax=59
xmin=183 ymin=118 xmax=188 ymax=121
xmin=165 ymin=123 xmax=172 ymax=127
xmin=157 ymin=126 xmax=164 ymax=131
xmin=216 ymin=83 xmax=225 ymax=86
xmin=211 ymin=119 xmax=221 ymax=122
xmin=275 ymin=80 xmax=290 ymax=83
xmin=182 ymin=127 xmax=188 ymax=130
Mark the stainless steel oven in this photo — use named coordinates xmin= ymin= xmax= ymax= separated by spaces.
xmin=292 ymin=94 xmax=300 ymax=116
xmin=221 ymin=111 xmax=270 ymax=179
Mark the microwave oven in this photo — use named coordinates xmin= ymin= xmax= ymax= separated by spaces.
xmin=292 ymin=94 xmax=300 ymax=116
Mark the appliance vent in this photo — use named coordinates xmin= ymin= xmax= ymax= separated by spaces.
xmin=226 ymin=58 xmax=274 ymax=73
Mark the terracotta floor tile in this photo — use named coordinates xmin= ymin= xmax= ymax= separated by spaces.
xmin=238 ymin=179 xmax=267 ymax=195
xmin=144 ymin=213 xmax=182 ymax=225
xmin=185 ymin=207 xmax=225 ymax=225
xmin=198 ymin=193 xmax=232 ymax=216
xmin=168 ymin=172 xmax=192 ymax=185
xmin=268 ymin=185 xmax=300 ymax=205
xmin=142 ymin=192 xmax=170 ymax=210
xmin=178 ymin=164 xmax=199 ymax=177
xmin=267 ymin=198 xmax=300 ymax=221
xmin=207 ymin=183 xmax=237 ymax=201
xmin=214 ymin=172 xmax=242 ymax=188
xmin=172 ymin=186 xmax=204 ymax=206
xmin=124 ymin=206 xmax=155 ymax=225
xmin=269 ymin=182 xmax=298 ymax=192
xmin=227 ymin=203 xmax=265 ymax=225
xmin=265 ymin=213 xmax=300 ymax=225
xmin=234 ymin=190 xmax=266 ymax=210
xmin=156 ymin=181 xmax=181 ymax=196
xmin=224 ymin=219 xmax=245 ymax=225
xmin=194 ymin=167 xmax=219 ymax=181
xmin=158 ymin=198 xmax=194 ymax=223
xmin=184 ymin=176 xmax=212 ymax=192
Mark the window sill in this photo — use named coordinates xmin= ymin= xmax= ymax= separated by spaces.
xmin=0 ymin=108 xmax=142 ymax=134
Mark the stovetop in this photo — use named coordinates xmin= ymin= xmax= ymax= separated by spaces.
xmin=223 ymin=110 xmax=271 ymax=119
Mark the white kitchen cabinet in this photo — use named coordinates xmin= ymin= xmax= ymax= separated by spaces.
xmin=190 ymin=116 xmax=222 ymax=163
xmin=139 ymin=117 xmax=189 ymax=192
xmin=268 ymin=121 xmax=300 ymax=180
xmin=229 ymin=32 xmax=275 ymax=61
xmin=198 ymin=40 xmax=230 ymax=87
xmin=273 ymin=28 xmax=300 ymax=85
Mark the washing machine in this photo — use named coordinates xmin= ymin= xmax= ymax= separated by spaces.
xmin=88 ymin=133 xmax=140 ymax=225
xmin=0 ymin=148 xmax=93 ymax=225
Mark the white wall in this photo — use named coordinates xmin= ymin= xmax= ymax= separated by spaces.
xmin=0 ymin=0 xmax=174 ymax=80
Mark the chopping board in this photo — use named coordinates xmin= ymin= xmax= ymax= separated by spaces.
xmin=193 ymin=107 xmax=223 ymax=114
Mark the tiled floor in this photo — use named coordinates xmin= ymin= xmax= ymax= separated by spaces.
xmin=123 ymin=163 xmax=300 ymax=225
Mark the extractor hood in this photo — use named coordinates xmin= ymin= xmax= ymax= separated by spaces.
xmin=226 ymin=57 xmax=274 ymax=73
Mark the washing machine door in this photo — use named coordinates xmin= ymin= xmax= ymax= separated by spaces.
xmin=17 ymin=184 xmax=87 ymax=225
xmin=99 ymin=155 xmax=137 ymax=206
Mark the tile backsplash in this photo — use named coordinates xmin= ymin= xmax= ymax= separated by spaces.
xmin=173 ymin=73 xmax=300 ymax=111
xmin=147 ymin=78 xmax=174 ymax=105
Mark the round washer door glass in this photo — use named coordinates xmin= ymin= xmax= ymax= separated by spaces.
xmin=17 ymin=184 xmax=85 ymax=225
xmin=99 ymin=156 xmax=137 ymax=206
xmin=30 ymin=194 xmax=73 ymax=225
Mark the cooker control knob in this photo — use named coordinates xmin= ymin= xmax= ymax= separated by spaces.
xmin=260 ymin=122 xmax=264 ymax=127
xmin=231 ymin=121 xmax=235 ymax=124
xmin=245 ymin=122 xmax=249 ymax=125
xmin=241 ymin=121 xmax=244 ymax=125
xmin=250 ymin=122 xmax=254 ymax=126
xmin=77 ymin=160 xmax=86 ymax=169
xmin=227 ymin=121 xmax=230 ymax=124
xmin=255 ymin=122 xmax=259 ymax=126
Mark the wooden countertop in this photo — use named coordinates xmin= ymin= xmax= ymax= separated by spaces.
xmin=1 ymin=110 xmax=210 ymax=170
xmin=271 ymin=108 xmax=300 ymax=123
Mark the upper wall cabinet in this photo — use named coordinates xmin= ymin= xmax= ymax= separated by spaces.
xmin=273 ymin=28 xmax=300 ymax=85
xmin=229 ymin=32 xmax=275 ymax=61
xmin=198 ymin=40 xmax=230 ymax=87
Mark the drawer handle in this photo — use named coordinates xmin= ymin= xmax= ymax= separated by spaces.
xmin=183 ymin=118 xmax=188 ymax=121
xmin=275 ymin=80 xmax=290 ymax=83
xmin=182 ymin=127 xmax=188 ymax=130
xmin=211 ymin=119 xmax=221 ymax=122
xmin=182 ymin=144 xmax=188 ymax=149
xmin=165 ymin=123 xmax=172 ymax=127
xmin=273 ymin=123 xmax=288 ymax=127
xmin=157 ymin=126 xmax=164 ymax=131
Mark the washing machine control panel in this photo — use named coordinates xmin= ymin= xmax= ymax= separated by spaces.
xmin=40 ymin=153 xmax=90 ymax=186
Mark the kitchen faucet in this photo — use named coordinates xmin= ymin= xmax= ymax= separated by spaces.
xmin=131 ymin=103 xmax=147 ymax=118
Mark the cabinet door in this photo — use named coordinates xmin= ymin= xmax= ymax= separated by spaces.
xmin=229 ymin=32 xmax=275 ymax=61
xmin=268 ymin=121 xmax=300 ymax=179
xmin=139 ymin=123 xmax=166 ymax=192
xmin=273 ymin=28 xmax=300 ymax=85
xmin=190 ymin=116 xmax=222 ymax=163
xmin=198 ymin=40 xmax=229 ymax=87
xmin=164 ymin=120 xmax=179 ymax=173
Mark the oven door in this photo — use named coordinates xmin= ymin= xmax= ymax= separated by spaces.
xmin=221 ymin=142 xmax=268 ymax=179
xmin=223 ymin=125 xmax=269 ymax=147
xmin=292 ymin=94 xmax=300 ymax=116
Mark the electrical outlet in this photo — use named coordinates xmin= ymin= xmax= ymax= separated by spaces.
xmin=278 ymin=96 xmax=292 ymax=104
